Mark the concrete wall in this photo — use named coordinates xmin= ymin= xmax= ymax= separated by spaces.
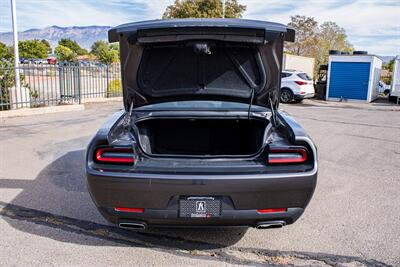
xmin=283 ymin=54 xmax=315 ymax=79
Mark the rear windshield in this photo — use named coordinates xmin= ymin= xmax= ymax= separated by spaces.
xmin=281 ymin=72 xmax=292 ymax=78
xmin=137 ymin=42 xmax=265 ymax=98
xmin=297 ymin=72 xmax=312 ymax=81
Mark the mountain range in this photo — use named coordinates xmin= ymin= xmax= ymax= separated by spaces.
xmin=0 ymin=25 xmax=111 ymax=50
xmin=0 ymin=25 xmax=395 ymax=63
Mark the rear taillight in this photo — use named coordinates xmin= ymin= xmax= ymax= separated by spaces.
xmin=295 ymin=81 xmax=307 ymax=86
xmin=94 ymin=147 xmax=134 ymax=164
xmin=268 ymin=148 xmax=307 ymax=164
xmin=257 ymin=208 xmax=287 ymax=213
xmin=114 ymin=207 xmax=144 ymax=213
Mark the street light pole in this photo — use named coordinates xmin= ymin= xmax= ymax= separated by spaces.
xmin=222 ymin=0 xmax=226 ymax=18
xmin=11 ymin=0 xmax=20 ymax=92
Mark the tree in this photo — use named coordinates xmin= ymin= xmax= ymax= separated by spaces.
xmin=0 ymin=60 xmax=26 ymax=109
xmin=383 ymin=59 xmax=395 ymax=72
xmin=109 ymin=43 xmax=119 ymax=51
xmin=40 ymin=39 xmax=52 ymax=54
xmin=0 ymin=42 xmax=13 ymax=60
xmin=90 ymin=40 xmax=109 ymax=58
xmin=313 ymin=21 xmax=353 ymax=72
xmin=162 ymin=0 xmax=246 ymax=19
xmin=58 ymin=38 xmax=88 ymax=55
xmin=382 ymin=58 xmax=395 ymax=85
xmin=90 ymin=40 xmax=119 ymax=64
xmin=18 ymin=39 xmax=48 ymax=59
xmin=285 ymin=15 xmax=318 ymax=56
xmin=54 ymin=45 xmax=75 ymax=61
xmin=285 ymin=15 xmax=353 ymax=78
xmin=98 ymin=48 xmax=119 ymax=65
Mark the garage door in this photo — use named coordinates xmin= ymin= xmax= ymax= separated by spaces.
xmin=328 ymin=62 xmax=370 ymax=100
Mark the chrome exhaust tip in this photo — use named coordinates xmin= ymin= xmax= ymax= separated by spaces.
xmin=118 ymin=221 xmax=147 ymax=230
xmin=256 ymin=221 xmax=286 ymax=229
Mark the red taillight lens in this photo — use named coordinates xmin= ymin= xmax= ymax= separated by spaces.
xmin=257 ymin=208 xmax=287 ymax=213
xmin=95 ymin=147 xmax=134 ymax=164
xmin=268 ymin=148 xmax=307 ymax=164
xmin=114 ymin=207 xmax=144 ymax=213
xmin=295 ymin=81 xmax=307 ymax=86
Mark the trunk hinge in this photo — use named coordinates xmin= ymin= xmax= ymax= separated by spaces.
xmin=123 ymin=101 xmax=134 ymax=129
xmin=269 ymin=95 xmax=277 ymax=128
xmin=247 ymin=87 xmax=255 ymax=120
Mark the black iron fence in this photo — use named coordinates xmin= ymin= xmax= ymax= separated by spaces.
xmin=0 ymin=63 xmax=122 ymax=111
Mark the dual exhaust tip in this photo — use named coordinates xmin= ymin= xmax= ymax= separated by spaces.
xmin=256 ymin=220 xmax=286 ymax=229
xmin=118 ymin=221 xmax=147 ymax=230
xmin=118 ymin=220 xmax=286 ymax=230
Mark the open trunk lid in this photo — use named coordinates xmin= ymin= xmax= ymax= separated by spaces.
xmin=108 ymin=18 xmax=295 ymax=111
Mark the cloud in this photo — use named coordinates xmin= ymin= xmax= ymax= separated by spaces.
xmin=0 ymin=0 xmax=177 ymax=32
xmin=244 ymin=0 xmax=400 ymax=55
xmin=0 ymin=0 xmax=398 ymax=55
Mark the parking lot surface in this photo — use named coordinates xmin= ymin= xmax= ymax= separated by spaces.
xmin=0 ymin=100 xmax=399 ymax=266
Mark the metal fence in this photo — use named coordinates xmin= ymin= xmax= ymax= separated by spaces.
xmin=0 ymin=63 xmax=122 ymax=111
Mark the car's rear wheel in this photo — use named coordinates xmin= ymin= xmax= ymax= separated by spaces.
xmin=280 ymin=89 xmax=293 ymax=103
xmin=388 ymin=94 xmax=399 ymax=103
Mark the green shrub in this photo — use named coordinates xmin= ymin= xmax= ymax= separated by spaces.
xmin=106 ymin=79 xmax=122 ymax=97
xmin=0 ymin=61 xmax=25 ymax=110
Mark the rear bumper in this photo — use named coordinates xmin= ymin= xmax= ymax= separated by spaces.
xmin=294 ymin=93 xmax=315 ymax=100
xmin=86 ymin=169 xmax=317 ymax=228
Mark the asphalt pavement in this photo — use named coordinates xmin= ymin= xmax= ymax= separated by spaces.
xmin=0 ymin=100 xmax=399 ymax=266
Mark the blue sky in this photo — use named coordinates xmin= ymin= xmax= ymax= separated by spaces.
xmin=0 ymin=0 xmax=399 ymax=55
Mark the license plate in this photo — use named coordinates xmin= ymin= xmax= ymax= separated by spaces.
xmin=179 ymin=197 xmax=221 ymax=218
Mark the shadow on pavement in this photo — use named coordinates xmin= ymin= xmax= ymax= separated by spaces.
xmin=0 ymin=149 xmax=391 ymax=266
xmin=0 ymin=149 xmax=246 ymax=250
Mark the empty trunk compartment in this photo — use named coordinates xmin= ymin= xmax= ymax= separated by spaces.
xmin=136 ymin=118 xmax=268 ymax=156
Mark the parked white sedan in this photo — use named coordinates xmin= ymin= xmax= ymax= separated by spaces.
xmin=280 ymin=70 xmax=315 ymax=103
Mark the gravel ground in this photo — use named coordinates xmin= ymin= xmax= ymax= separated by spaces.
xmin=0 ymin=99 xmax=399 ymax=266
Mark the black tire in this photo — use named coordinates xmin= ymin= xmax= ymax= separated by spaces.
xmin=388 ymin=94 xmax=399 ymax=103
xmin=280 ymin=89 xmax=293 ymax=103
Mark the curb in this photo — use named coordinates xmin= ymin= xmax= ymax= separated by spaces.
xmin=298 ymin=99 xmax=400 ymax=112
xmin=81 ymin=97 xmax=123 ymax=104
xmin=0 ymin=104 xmax=85 ymax=118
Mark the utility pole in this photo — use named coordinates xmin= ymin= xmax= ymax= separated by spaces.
xmin=222 ymin=0 xmax=226 ymax=18
xmin=11 ymin=0 xmax=20 ymax=93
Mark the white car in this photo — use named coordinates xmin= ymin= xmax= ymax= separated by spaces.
xmin=378 ymin=81 xmax=390 ymax=95
xmin=280 ymin=70 xmax=315 ymax=103
xmin=33 ymin=59 xmax=48 ymax=65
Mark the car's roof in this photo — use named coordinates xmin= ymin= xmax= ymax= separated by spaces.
xmin=108 ymin=18 xmax=294 ymax=42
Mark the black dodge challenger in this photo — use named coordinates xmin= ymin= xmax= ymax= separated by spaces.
xmin=86 ymin=19 xmax=317 ymax=230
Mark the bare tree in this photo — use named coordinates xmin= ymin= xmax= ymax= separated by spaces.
xmin=286 ymin=15 xmax=353 ymax=77
xmin=285 ymin=15 xmax=318 ymax=56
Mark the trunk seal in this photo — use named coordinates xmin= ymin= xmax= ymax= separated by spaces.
xmin=132 ymin=115 xmax=270 ymax=159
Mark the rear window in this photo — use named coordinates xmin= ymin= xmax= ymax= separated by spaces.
xmin=137 ymin=42 xmax=265 ymax=98
xmin=297 ymin=73 xmax=312 ymax=81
